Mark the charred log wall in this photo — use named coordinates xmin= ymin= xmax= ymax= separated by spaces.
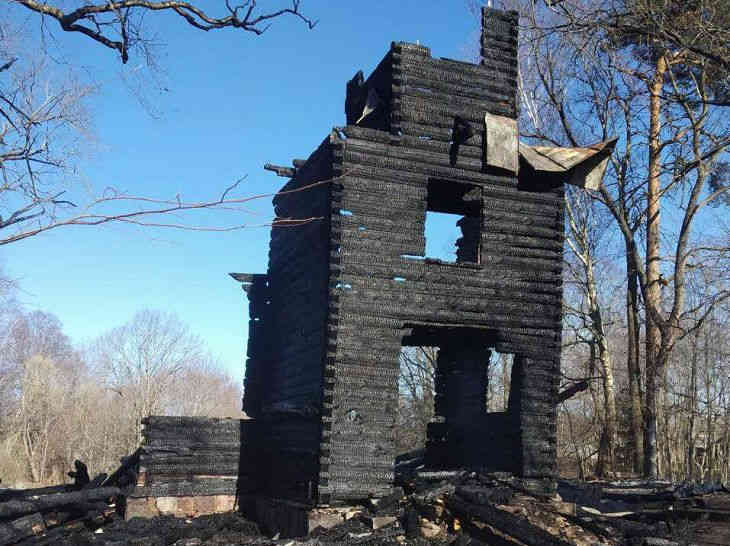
xmin=243 ymin=137 xmax=333 ymax=502
xmin=321 ymin=8 xmax=562 ymax=504
xmin=127 ymin=416 xmax=255 ymax=518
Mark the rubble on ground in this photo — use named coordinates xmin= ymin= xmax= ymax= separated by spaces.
xmin=3 ymin=458 xmax=729 ymax=545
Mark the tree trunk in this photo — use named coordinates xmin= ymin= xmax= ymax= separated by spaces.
xmin=626 ymin=252 xmax=644 ymax=473
xmin=643 ymin=54 xmax=668 ymax=479
xmin=686 ymin=331 xmax=698 ymax=480
xmin=704 ymin=332 xmax=714 ymax=481
xmin=584 ymin=239 xmax=617 ymax=478
xmin=599 ymin=341 xmax=618 ymax=477
xmin=643 ymin=362 xmax=659 ymax=478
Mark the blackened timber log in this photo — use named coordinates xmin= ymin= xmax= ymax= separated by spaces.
xmin=447 ymin=496 xmax=573 ymax=546
xmin=343 ymin=150 xmax=512 ymax=190
xmin=479 ymin=221 xmax=562 ymax=241
xmin=394 ymin=87 xmax=516 ymax=125
xmin=333 ymin=237 xmax=425 ymax=258
xmin=394 ymin=53 xmax=517 ymax=91
xmin=142 ymin=428 xmax=241 ymax=443
xmin=556 ymin=381 xmax=590 ymax=404
xmin=332 ymin=290 xmax=562 ymax=323
xmin=141 ymin=439 xmax=241 ymax=450
xmin=393 ymin=96 xmax=512 ymax=130
xmin=330 ymin=201 xmax=424 ymax=222
xmin=345 ymin=136 xmax=485 ymax=174
xmin=334 ymin=225 xmax=425 ymax=247
xmin=334 ymin=190 xmax=425 ymax=212
xmin=396 ymin=133 xmax=484 ymax=161
xmin=0 ymin=512 xmax=45 ymax=546
xmin=393 ymin=56 xmax=516 ymax=98
xmin=329 ymin=275 xmax=562 ymax=305
xmin=330 ymin=264 xmax=563 ymax=297
xmin=264 ymin=163 xmax=296 ymax=178
xmin=0 ymin=487 xmax=120 ymax=520
xmin=144 ymin=462 xmax=241 ymax=475
xmin=339 ymin=159 xmax=528 ymax=200
xmin=394 ymin=75 xmax=514 ymax=110
xmin=140 ymin=450 xmax=241 ymax=464
xmin=331 ymin=250 xmax=564 ymax=279
xmin=334 ymin=174 xmax=427 ymax=198
xmin=142 ymin=415 xmax=245 ymax=429
xmin=129 ymin=478 xmax=241 ymax=498
xmin=0 ymin=486 xmax=70 ymax=503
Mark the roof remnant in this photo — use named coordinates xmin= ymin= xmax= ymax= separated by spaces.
xmin=519 ymin=138 xmax=618 ymax=190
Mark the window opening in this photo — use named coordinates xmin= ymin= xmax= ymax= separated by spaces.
xmin=486 ymin=352 xmax=513 ymax=413
xmin=425 ymin=211 xmax=461 ymax=262
xmin=424 ymin=179 xmax=481 ymax=264
xmin=397 ymin=345 xmax=438 ymax=453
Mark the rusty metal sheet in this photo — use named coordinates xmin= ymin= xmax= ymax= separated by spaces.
xmin=484 ymin=112 xmax=518 ymax=173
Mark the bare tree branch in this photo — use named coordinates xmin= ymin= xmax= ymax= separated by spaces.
xmin=13 ymin=0 xmax=317 ymax=63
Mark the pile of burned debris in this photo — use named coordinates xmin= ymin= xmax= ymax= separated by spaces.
xmin=0 ymin=455 xmax=138 ymax=546
xmin=3 ymin=457 xmax=729 ymax=545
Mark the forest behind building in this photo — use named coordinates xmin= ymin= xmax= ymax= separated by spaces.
xmin=0 ymin=291 xmax=243 ymax=487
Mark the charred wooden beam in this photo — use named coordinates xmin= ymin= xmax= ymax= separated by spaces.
xmin=447 ymin=496 xmax=574 ymax=546
xmin=0 ymin=487 xmax=120 ymax=520
xmin=0 ymin=512 xmax=45 ymax=545
xmin=264 ymin=163 xmax=296 ymax=178
xmin=556 ymin=380 xmax=590 ymax=404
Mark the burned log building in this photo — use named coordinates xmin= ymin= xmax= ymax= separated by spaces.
xmin=234 ymin=7 xmax=614 ymax=507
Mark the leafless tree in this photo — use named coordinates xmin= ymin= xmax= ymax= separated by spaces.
xmin=1 ymin=2 xmax=318 ymax=246
xmin=13 ymin=0 xmax=316 ymax=64
xmin=563 ymin=187 xmax=621 ymax=476
xmin=91 ymin=309 xmax=207 ymax=447
xmin=397 ymin=346 xmax=436 ymax=452
xmin=165 ymin=359 xmax=243 ymax=417
xmin=13 ymin=354 xmax=71 ymax=483
xmin=503 ymin=0 xmax=730 ymax=478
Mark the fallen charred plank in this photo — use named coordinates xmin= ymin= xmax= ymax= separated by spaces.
xmin=462 ymin=517 xmax=536 ymax=546
xmin=601 ymin=488 xmax=677 ymax=503
xmin=19 ymin=507 xmax=114 ymax=546
xmin=0 ymin=486 xmax=119 ymax=520
xmin=42 ymin=500 xmax=112 ymax=527
xmin=0 ymin=512 xmax=45 ymax=546
xmin=566 ymin=509 xmax=672 ymax=543
xmin=455 ymin=485 xmax=513 ymax=506
xmin=0 ymin=485 xmax=70 ymax=503
xmin=629 ymin=507 xmax=730 ymax=523
xmin=447 ymin=495 xmax=573 ymax=546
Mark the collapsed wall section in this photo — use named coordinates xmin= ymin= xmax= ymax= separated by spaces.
xmin=127 ymin=416 xmax=254 ymax=519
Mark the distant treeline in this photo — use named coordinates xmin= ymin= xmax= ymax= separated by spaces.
xmin=0 ymin=300 xmax=242 ymax=487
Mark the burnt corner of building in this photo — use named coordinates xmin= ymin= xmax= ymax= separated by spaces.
xmin=227 ymin=5 xmax=615 ymax=522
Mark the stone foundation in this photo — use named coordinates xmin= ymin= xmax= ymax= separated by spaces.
xmin=125 ymin=494 xmax=237 ymax=520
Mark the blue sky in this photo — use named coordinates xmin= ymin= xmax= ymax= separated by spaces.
xmin=3 ymin=1 xmax=481 ymax=385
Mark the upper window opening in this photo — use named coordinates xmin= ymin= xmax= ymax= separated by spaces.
xmin=424 ymin=179 xmax=481 ymax=264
